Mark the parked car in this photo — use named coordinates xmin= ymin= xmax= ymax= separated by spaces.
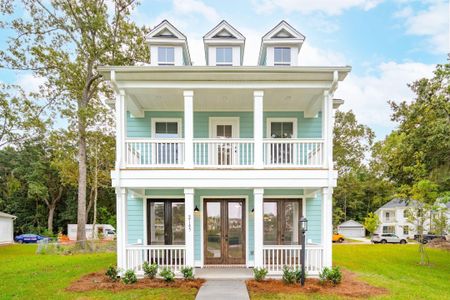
xmin=15 ymin=234 xmax=47 ymax=244
xmin=414 ymin=234 xmax=447 ymax=244
xmin=332 ymin=233 xmax=345 ymax=243
xmin=371 ymin=233 xmax=407 ymax=244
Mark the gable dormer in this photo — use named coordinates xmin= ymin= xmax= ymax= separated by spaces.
xmin=147 ymin=20 xmax=191 ymax=66
xmin=258 ymin=21 xmax=305 ymax=66
xmin=203 ymin=20 xmax=245 ymax=66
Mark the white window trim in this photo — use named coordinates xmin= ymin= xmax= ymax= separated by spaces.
xmin=274 ymin=47 xmax=291 ymax=66
xmin=158 ymin=47 xmax=175 ymax=66
xmin=209 ymin=117 xmax=240 ymax=138
xmin=151 ymin=118 xmax=182 ymax=138
xmin=215 ymin=47 xmax=233 ymax=66
xmin=266 ymin=118 xmax=297 ymax=139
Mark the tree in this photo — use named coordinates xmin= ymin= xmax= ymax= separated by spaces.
xmin=363 ymin=212 xmax=380 ymax=237
xmin=1 ymin=0 xmax=149 ymax=247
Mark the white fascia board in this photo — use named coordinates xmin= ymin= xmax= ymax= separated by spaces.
xmin=111 ymin=169 xmax=338 ymax=188
xmin=116 ymin=81 xmax=332 ymax=89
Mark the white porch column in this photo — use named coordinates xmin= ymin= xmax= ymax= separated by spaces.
xmin=184 ymin=91 xmax=194 ymax=168
xmin=322 ymin=187 xmax=333 ymax=268
xmin=116 ymin=188 xmax=127 ymax=271
xmin=115 ymin=90 xmax=126 ymax=169
xmin=321 ymin=91 xmax=329 ymax=169
xmin=253 ymin=91 xmax=264 ymax=168
xmin=254 ymin=188 xmax=264 ymax=267
xmin=184 ymin=188 xmax=195 ymax=267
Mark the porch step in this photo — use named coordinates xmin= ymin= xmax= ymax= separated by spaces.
xmin=195 ymin=267 xmax=253 ymax=279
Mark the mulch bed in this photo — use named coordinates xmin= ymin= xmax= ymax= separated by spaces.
xmin=246 ymin=270 xmax=388 ymax=298
xmin=66 ymin=272 xmax=205 ymax=292
xmin=428 ymin=239 xmax=450 ymax=251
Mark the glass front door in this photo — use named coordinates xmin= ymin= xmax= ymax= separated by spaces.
xmin=204 ymin=199 xmax=245 ymax=264
xmin=147 ymin=199 xmax=185 ymax=245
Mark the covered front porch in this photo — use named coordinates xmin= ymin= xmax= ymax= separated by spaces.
xmin=116 ymin=187 xmax=333 ymax=276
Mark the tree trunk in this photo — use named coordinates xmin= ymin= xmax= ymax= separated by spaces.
xmin=76 ymin=107 xmax=87 ymax=248
xmin=48 ymin=204 xmax=55 ymax=233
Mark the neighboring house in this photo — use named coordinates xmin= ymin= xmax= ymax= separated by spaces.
xmin=375 ymin=199 xmax=450 ymax=239
xmin=0 ymin=212 xmax=16 ymax=244
xmin=99 ymin=20 xmax=350 ymax=276
xmin=337 ymin=220 xmax=365 ymax=238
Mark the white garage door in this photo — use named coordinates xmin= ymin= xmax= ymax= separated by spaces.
xmin=0 ymin=217 xmax=13 ymax=243
xmin=338 ymin=227 xmax=365 ymax=238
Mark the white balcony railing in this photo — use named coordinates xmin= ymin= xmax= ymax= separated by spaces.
xmin=124 ymin=138 xmax=325 ymax=168
xmin=126 ymin=245 xmax=186 ymax=273
xmin=125 ymin=139 xmax=185 ymax=167
xmin=262 ymin=245 xmax=323 ymax=275
xmin=194 ymin=138 xmax=254 ymax=167
xmin=263 ymin=139 xmax=324 ymax=167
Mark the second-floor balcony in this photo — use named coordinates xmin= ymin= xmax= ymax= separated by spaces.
xmin=124 ymin=138 xmax=324 ymax=168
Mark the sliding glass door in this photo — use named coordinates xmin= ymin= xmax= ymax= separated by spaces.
xmin=147 ymin=199 xmax=185 ymax=245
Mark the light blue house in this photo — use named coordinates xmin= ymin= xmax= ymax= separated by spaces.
xmin=100 ymin=20 xmax=350 ymax=276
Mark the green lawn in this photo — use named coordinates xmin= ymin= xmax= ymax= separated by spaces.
xmin=1 ymin=244 xmax=449 ymax=299
xmin=251 ymin=244 xmax=450 ymax=299
xmin=0 ymin=244 xmax=198 ymax=300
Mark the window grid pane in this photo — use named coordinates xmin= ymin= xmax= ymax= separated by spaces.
xmin=216 ymin=47 xmax=232 ymax=64
xmin=158 ymin=47 xmax=175 ymax=64
xmin=274 ymin=47 xmax=291 ymax=65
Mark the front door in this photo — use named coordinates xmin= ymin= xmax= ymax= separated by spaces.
xmin=210 ymin=118 xmax=239 ymax=165
xmin=204 ymin=199 xmax=246 ymax=265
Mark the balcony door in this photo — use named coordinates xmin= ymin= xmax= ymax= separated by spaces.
xmin=152 ymin=118 xmax=182 ymax=165
xmin=204 ymin=199 xmax=246 ymax=265
xmin=210 ymin=117 xmax=239 ymax=166
xmin=267 ymin=118 xmax=297 ymax=164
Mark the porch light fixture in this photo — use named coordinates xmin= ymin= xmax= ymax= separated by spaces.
xmin=299 ymin=216 xmax=308 ymax=286
xmin=194 ymin=205 xmax=200 ymax=213
xmin=251 ymin=208 xmax=254 ymax=213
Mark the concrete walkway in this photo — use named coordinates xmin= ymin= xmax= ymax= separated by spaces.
xmin=196 ymin=279 xmax=250 ymax=300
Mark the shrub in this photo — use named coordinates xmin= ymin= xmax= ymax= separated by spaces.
xmin=159 ymin=267 xmax=175 ymax=282
xmin=294 ymin=268 xmax=303 ymax=283
xmin=180 ymin=266 xmax=194 ymax=280
xmin=143 ymin=262 xmax=158 ymax=279
xmin=282 ymin=266 xmax=297 ymax=284
xmin=105 ymin=265 xmax=119 ymax=282
xmin=253 ymin=267 xmax=268 ymax=282
xmin=319 ymin=266 xmax=342 ymax=285
xmin=122 ymin=269 xmax=137 ymax=284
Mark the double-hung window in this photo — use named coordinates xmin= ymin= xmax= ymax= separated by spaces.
xmin=216 ymin=47 xmax=232 ymax=66
xmin=263 ymin=199 xmax=303 ymax=245
xmin=147 ymin=199 xmax=185 ymax=245
xmin=274 ymin=47 xmax=291 ymax=66
xmin=158 ymin=47 xmax=175 ymax=65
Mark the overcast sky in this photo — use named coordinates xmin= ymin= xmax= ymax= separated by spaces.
xmin=1 ymin=0 xmax=448 ymax=139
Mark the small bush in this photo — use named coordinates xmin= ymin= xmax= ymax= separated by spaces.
xmin=181 ymin=266 xmax=194 ymax=280
xmin=282 ymin=266 xmax=297 ymax=284
xmin=143 ymin=262 xmax=158 ymax=279
xmin=122 ymin=269 xmax=137 ymax=284
xmin=253 ymin=267 xmax=268 ymax=282
xmin=319 ymin=266 xmax=342 ymax=285
xmin=105 ymin=265 xmax=119 ymax=282
xmin=294 ymin=268 xmax=303 ymax=283
xmin=159 ymin=267 xmax=175 ymax=282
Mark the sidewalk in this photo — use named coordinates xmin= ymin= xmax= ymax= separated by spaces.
xmin=196 ymin=279 xmax=250 ymax=300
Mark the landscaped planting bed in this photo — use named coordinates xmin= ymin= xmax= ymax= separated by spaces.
xmin=246 ymin=269 xmax=388 ymax=299
xmin=67 ymin=272 xmax=205 ymax=292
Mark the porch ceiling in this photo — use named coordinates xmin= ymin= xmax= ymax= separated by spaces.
xmin=126 ymin=88 xmax=324 ymax=111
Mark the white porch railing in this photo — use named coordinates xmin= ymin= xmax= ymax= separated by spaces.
xmin=125 ymin=139 xmax=185 ymax=167
xmin=123 ymin=138 xmax=325 ymax=168
xmin=126 ymin=245 xmax=186 ymax=273
xmin=194 ymin=139 xmax=254 ymax=167
xmin=263 ymin=139 xmax=324 ymax=167
xmin=262 ymin=245 xmax=323 ymax=275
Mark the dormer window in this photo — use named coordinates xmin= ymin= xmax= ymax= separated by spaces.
xmin=158 ymin=47 xmax=175 ymax=65
xmin=274 ymin=47 xmax=291 ymax=66
xmin=216 ymin=47 xmax=232 ymax=66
